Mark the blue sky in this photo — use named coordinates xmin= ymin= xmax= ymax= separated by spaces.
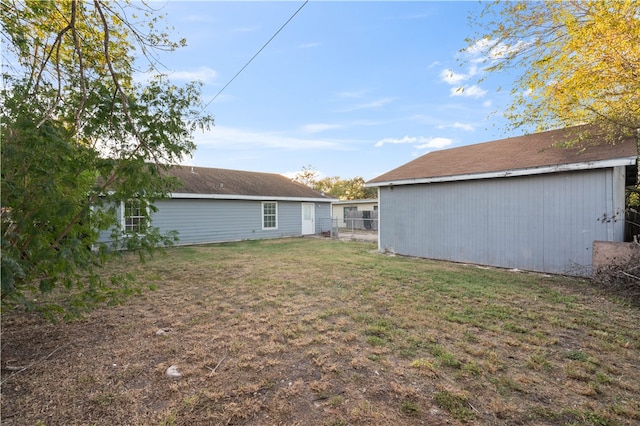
xmin=152 ymin=1 xmax=521 ymax=181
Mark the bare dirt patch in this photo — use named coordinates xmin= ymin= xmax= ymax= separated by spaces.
xmin=2 ymin=238 xmax=639 ymax=425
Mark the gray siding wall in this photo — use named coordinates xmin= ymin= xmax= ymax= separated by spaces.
xmin=97 ymin=199 xmax=332 ymax=246
xmin=152 ymin=199 xmax=329 ymax=245
xmin=378 ymin=167 xmax=626 ymax=276
xmin=314 ymin=202 xmax=332 ymax=234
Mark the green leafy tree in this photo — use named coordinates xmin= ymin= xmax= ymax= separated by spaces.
xmin=1 ymin=0 xmax=213 ymax=318
xmin=314 ymin=176 xmax=376 ymax=200
xmin=292 ymin=166 xmax=375 ymax=200
xmin=467 ymin=0 xmax=639 ymax=139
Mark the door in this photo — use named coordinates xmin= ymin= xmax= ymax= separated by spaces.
xmin=302 ymin=203 xmax=315 ymax=235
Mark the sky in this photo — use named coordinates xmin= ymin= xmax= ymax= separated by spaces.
xmin=148 ymin=1 xmax=523 ymax=181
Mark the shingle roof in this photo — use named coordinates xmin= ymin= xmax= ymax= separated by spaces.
xmin=367 ymin=125 xmax=638 ymax=185
xmin=166 ymin=165 xmax=333 ymax=200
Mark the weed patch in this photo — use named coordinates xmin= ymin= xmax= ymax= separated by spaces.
xmin=434 ymin=389 xmax=476 ymax=422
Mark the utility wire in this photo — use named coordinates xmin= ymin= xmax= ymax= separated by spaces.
xmin=200 ymin=0 xmax=309 ymax=113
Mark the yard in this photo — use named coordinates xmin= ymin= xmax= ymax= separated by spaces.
xmin=1 ymin=238 xmax=639 ymax=425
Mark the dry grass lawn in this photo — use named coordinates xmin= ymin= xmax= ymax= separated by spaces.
xmin=2 ymin=238 xmax=639 ymax=425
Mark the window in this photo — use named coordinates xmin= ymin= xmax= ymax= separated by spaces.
xmin=123 ymin=199 xmax=148 ymax=234
xmin=262 ymin=202 xmax=277 ymax=229
xmin=344 ymin=206 xmax=357 ymax=217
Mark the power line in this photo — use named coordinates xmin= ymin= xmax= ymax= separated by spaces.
xmin=200 ymin=0 xmax=309 ymax=113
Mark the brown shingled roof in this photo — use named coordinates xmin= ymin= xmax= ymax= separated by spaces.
xmin=367 ymin=125 xmax=638 ymax=185
xmin=167 ymin=165 xmax=332 ymax=199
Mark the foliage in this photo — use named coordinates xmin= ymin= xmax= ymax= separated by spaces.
xmin=292 ymin=164 xmax=320 ymax=187
xmin=314 ymin=176 xmax=377 ymax=201
xmin=467 ymin=0 xmax=640 ymax=140
xmin=1 ymin=0 xmax=213 ymax=318
xmin=292 ymin=165 xmax=376 ymax=200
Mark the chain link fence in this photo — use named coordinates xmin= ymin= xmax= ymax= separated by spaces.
xmin=331 ymin=211 xmax=378 ymax=242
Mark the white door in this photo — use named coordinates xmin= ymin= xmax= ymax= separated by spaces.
xmin=302 ymin=203 xmax=315 ymax=235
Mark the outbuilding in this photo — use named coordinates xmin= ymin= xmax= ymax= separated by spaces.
xmin=103 ymin=165 xmax=335 ymax=246
xmin=331 ymin=199 xmax=378 ymax=230
xmin=366 ymin=126 xmax=638 ymax=276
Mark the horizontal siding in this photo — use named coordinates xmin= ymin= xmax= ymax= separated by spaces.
xmin=379 ymin=168 xmax=625 ymax=276
xmin=98 ymin=199 xmax=332 ymax=246
xmin=152 ymin=199 xmax=323 ymax=245
xmin=314 ymin=203 xmax=332 ymax=234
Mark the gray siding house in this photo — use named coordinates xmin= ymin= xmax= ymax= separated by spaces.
xmin=366 ymin=126 xmax=638 ymax=276
xmin=105 ymin=166 xmax=335 ymax=246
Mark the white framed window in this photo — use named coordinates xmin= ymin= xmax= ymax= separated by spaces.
xmin=262 ymin=201 xmax=278 ymax=230
xmin=122 ymin=199 xmax=148 ymax=234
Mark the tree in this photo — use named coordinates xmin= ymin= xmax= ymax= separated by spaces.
xmin=292 ymin=164 xmax=320 ymax=187
xmin=466 ymin=0 xmax=640 ymax=140
xmin=314 ymin=176 xmax=377 ymax=200
xmin=292 ymin=166 xmax=375 ymax=200
xmin=1 ymin=0 xmax=213 ymax=318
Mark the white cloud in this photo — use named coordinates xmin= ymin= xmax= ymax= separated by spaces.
xmin=440 ymin=69 xmax=468 ymax=85
xmin=375 ymin=135 xmax=416 ymax=147
xmin=464 ymin=37 xmax=530 ymax=61
xmin=438 ymin=122 xmax=474 ymax=131
xmin=301 ymin=123 xmax=343 ymax=133
xmin=415 ymin=137 xmax=453 ymax=150
xmin=464 ymin=37 xmax=493 ymax=56
xmin=440 ymin=64 xmax=480 ymax=85
xmin=450 ymin=85 xmax=487 ymax=98
xmin=194 ymin=125 xmax=351 ymax=151
xmin=375 ymin=135 xmax=453 ymax=150
xmin=168 ymin=66 xmax=218 ymax=84
xmin=440 ymin=64 xmax=487 ymax=100
xmin=482 ymin=100 xmax=492 ymax=108
xmin=489 ymin=40 xmax=530 ymax=60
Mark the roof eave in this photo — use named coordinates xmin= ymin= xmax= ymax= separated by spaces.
xmin=331 ymin=198 xmax=378 ymax=205
xmin=365 ymin=156 xmax=638 ymax=188
xmin=168 ymin=193 xmax=336 ymax=202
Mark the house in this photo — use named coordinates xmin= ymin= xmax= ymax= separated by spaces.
xmin=366 ymin=126 xmax=638 ymax=276
xmin=104 ymin=165 xmax=336 ymax=246
xmin=331 ymin=199 xmax=378 ymax=230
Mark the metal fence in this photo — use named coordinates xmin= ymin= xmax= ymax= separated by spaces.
xmin=331 ymin=211 xmax=378 ymax=242
xmin=338 ymin=210 xmax=378 ymax=231
xmin=626 ymin=207 xmax=640 ymax=242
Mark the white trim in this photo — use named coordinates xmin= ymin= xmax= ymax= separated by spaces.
xmin=262 ymin=201 xmax=278 ymax=230
xmin=366 ymin=157 xmax=637 ymax=187
xmin=121 ymin=199 xmax=150 ymax=234
xmin=301 ymin=202 xmax=315 ymax=235
xmin=168 ymin=193 xmax=334 ymax=203
xmin=331 ymin=198 xmax=378 ymax=205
